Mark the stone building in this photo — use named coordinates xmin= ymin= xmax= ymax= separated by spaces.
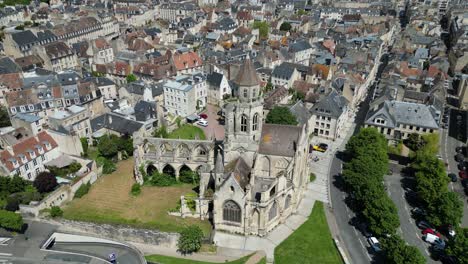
xmin=134 ymin=59 xmax=310 ymax=237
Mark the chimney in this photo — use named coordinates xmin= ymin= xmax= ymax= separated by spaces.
xmin=6 ymin=146 xmax=14 ymax=156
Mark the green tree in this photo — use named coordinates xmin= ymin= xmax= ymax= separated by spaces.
xmin=153 ymin=125 xmax=168 ymax=138
xmin=179 ymin=170 xmax=200 ymax=184
xmin=50 ymin=206 xmax=63 ymax=217
xmin=74 ymin=182 xmax=91 ymax=198
xmin=412 ymin=152 xmax=448 ymax=206
xmin=97 ymin=135 xmax=119 ymax=158
xmin=177 ymin=225 xmax=204 ymax=254
xmin=264 ymin=82 xmax=273 ymax=92
xmin=297 ymin=9 xmax=308 ymax=16
xmin=363 ymin=194 xmax=400 ymax=236
xmin=96 ymin=157 xmax=116 ymax=174
xmin=0 ymin=106 xmax=11 ymax=127
xmin=280 ymin=22 xmax=292 ymax=31
xmin=427 ymin=191 xmax=463 ymax=227
xmin=265 ymin=106 xmax=298 ymax=125
xmin=291 ymin=90 xmax=305 ymax=102
xmin=8 ymin=175 xmax=28 ymax=193
xmin=253 ymin=21 xmax=269 ymax=39
xmin=404 ymin=133 xmax=426 ymax=151
xmin=0 ymin=209 xmax=23 ymax=231
xmin=446 ymin=228 xmax=468 ymax=264
xmin=126 ymin=74 xmax=137 ymax=83
xmin=381 ymin=236 xmax=426 ymax=264
xmin=80 ymin=138 xmax=89 ymax=156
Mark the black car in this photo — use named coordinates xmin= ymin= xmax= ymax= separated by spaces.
xmin=319 ymin=143 xmax=329 ymax=151
xmin=457 ymin=162 xmax=466 ymax=171
xmin=456 ymin=146 xmax=464 ymax=154
xmin=462 ymin=178 xmax=468 ymax=188
xmin=448 ymin=173 xmax=457 ymax=182
xmin=417 ymin=220 xmax=433 ymax=230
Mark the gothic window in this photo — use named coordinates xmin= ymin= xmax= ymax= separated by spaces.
xmin=240 ymin=115 xmax=248 ymax=132
xmin=243 ymin=89 xmax=248 ymax=98
xmin=269 ymin=201 xmax=278 ymax=221
xmin=252 ymin=113 xmax=258 ymax=131
xmin=285 ymin=195 xmax=291 ymax=209
xmin=223 ymin=200 xmax=241 ymax=223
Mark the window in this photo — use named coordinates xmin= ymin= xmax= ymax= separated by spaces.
xmin=33 ymin=159 xmax=37 ymax=166
xmin=223 ymin=200 xmax=241 ymax=223
xmin=269 ymin=201 xmax=278 ymax=221
xmin=252 ymin=113 xmax=258 ymax=131
xmin=285 ymin=195 xmax=291 ymax=209
xmin=25 ymin=163 xmax=29 ymax=171
xmin=240 ymin=115 xmax=248 ymax=132
xmin=243 ymin=89 xmax=248 ymax=98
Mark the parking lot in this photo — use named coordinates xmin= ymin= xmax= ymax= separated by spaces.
xmin=197 ymin=104 xmax=224 ymax=140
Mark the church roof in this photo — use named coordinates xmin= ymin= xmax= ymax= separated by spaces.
xmin=234 ymin=58 xmax=260 ymax=87
xmin=258 ymin=124 xmax=302 ymax=157
xmin=225 ymin=157 xmax=251 ymax=189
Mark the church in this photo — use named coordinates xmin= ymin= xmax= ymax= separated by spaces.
xmin=134 ymin=58 xmax=311 ymax=236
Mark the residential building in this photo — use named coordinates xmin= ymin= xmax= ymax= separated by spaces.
xmin=163 ymin=78 xmax=197 ymax=117
xmin=310 ymin=90 xmax=349 ymax=140
xmin=0 ymin=131 xmax=60 ymax=180
xmin=207 ymin=71 xmax=232 ymax=104
xmin=10 ymin=113 xmax=45 ymax=136
xmin=271 ymin=62 xmax=301 ymax=88
xmin=48 ymin=105 xmax=92 ymax=139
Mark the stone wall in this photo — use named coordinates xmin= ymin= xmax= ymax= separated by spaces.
xmin=41 ymin=218 xmax=180 ymax=248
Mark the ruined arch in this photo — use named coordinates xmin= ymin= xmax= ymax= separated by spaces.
xmin=177 ymin=143 xmax=191 ymax=159
xmin=162 ymin=164 xmax=176 ymax=177
xmin=146 ymin=164 xmax=157 ymax=176
xmin=160 ymin=142 xmax=174 ymax=156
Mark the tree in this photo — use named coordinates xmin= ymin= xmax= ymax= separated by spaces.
xmin=404 ymin=133 xmax=426 ymax=151
xmin=80 ymin=137 xmax=89 ymax=156
xmin=427 ymin=191 xmax=463 ymax=227
xmin=117 ymin=135 xmax=133 ymax=157
xmin=8 ymin=175 xmax=28 ymax=193
xmin=177 ymin=225 xmax=204 ymax=254
xmin=265 ymin=106 xmax=298 ymax=125
xmin=0 ymin=106 xmax=11 ymax=127
xmin=74 ymin=182 xmax=91 ymax=198
xmin=297 ymin=9 xmax=308 ymax=16
xmin=153 ymin=125 xmax=168 ymax=138
xmin=363 ymin=194 xmax=400 ymax=236
xmin=179 ymin=170 xmax=200 ymax=184
xmin=50 ymin=206 xmax=63 ymax=217
xmin=264 ymin=82 xmax=273 ymax=92
xmin=96 ymin=157 xmax=116 ymax=174
xmin=446 ymin=228 xmax=468 ymax=264
xmin=126 ymin=74 xmax=137 ymax=83
xmin=381 ymin=236 xmax=426 ymax=264
xmin=253 ymin=21 xmax=269 ymax=39
xmin=97 ymin=135 xmax=119 ymax=158
xmin=412 ymin=152 xmax=448 ymax=206
xmin=0 ymin=209 xmax=23 ymax=231
xmin=291 ymin=90 xmax=305 ymax=102
xmin=33 ymin=172 xmax=58 ymax=193
xmin=280 ymin=22 xmax=292 ymax=31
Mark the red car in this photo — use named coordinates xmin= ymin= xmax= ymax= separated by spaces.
xmin=199 ymin=113 xmax=208 ymax=119
xmin=459 ymin=171 xmax=468 ymax=179
xmin=422 ymin=228 xmax=441 ymax=237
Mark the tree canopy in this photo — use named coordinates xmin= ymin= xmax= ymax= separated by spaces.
xmin=446 ymin=228 xmax=468 ymax=264
xmin=280 ymin=22 xmax=292 ymax=31
xmin=33 ymin=171 xmax=58 ymax=193
xmin=265 ymin=106 xmax=298 ymax=126
xmin=126 ymin=74 xmax=137 ymax=83
xmin=0 ymin=106 xmax=11 ymax=128
xmin=253 ymin=21 xmax=269 ymax=39
xmin=381 ymin=236 xmax=425 ymax=264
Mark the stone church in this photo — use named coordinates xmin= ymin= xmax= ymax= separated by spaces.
xmin=134 ymin=59 xmax=311 ymax=236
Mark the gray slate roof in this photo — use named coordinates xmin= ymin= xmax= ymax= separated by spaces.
xmin=310 ymin=90 xmax=349 ymax=118
xmin=91 ymin=113 xmax=143 ymax=135
xmin=289 ymin=101 xmax=311 ymax=126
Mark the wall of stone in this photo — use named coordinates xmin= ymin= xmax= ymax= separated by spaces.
xmin=42 ymin=218 xmax=180 ymax=248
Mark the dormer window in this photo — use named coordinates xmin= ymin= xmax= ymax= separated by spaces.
xmin=43 ymin=141 xmax=51 ymax=150
xmin=10 ymin=107 xmax=16 ymax=113
xmin=11 ymin=159 xmax=18 ymax=168
xmin=35 ymin=145 xmax=44 ymax=154
xmin=19 ymin=154 xmax=27 ymax=163
xmin=29 ymin=105 xmax=34 ymax=111
xmin=28 ymin=150 xmax=36 ymax=158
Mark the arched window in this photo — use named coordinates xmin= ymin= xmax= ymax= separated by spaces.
xmin=240 ymin=115 xmax=247 ymax=132
xmin=243 ymin=89 xmax=248 ymax=98
xmin=269 ymin=201 xmax=277 ymax=221
xmin=285 ymin=195 xmax=291 ymax=209
xmin=223 ymin=200 xmax=241 ymax=223
xmin=252 ymin=113 xmax=258 ymax=131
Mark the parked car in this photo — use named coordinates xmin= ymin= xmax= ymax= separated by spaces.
xmin=411 ymin=207 xmax=427 ymax=218
xmin=448 ymin=173 xmax=458 ymax=182
xmin=459 ymin=171 xmax=468 ymax=179
xmin=457 ymin=162 xmax=466 ymax=171
xmin=199 ymin=113 xmax=208 ymax=119
xmin=422 ymin=228 xmax=441 ymax=237
xmin=456 ymin=146 xmax=464 ymax=154
xmin=424 ymin=233 xmax=444 ymax=246
xmin=319 ymin=143 xmax=329 ymax=151
xmin=367 ymin=237 xmax=382 ymax=253
xmin=196 ymin=119 xmax=208 ymax=127
xmin=462 ymin=178 xmax=468 ymax=188
xmin=417 ymin=220 xmax=434 ymax=230
xmin=312 ymin=144 xmax=327 ymax=152
xmin=455 ymin=153 xmax=465 ymax=162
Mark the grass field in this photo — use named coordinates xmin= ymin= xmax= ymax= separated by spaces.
xmin=62 ymin=158 xmax=211 ymax=234
xmin=145 ymin=254 xmax=252 ymax=264
xmin=168 ymin=124 xmax=206 ymax=140
xmin=274 ymin=202 xmax=343 ymax=264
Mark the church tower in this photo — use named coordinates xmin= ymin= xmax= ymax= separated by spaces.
xmin=224 ymin=58 xmax=264 ymax=163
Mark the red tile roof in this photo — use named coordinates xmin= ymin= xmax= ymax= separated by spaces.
xmin=0 ymin=73 xmax=23 ymax=91
xmin=0 ymin=131 xmax=58 ymax=172
xmin=172 ymin=51 xmax=203 ymax=71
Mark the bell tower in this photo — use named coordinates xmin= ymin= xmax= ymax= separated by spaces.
xmin=224 ymin=58 xmax=264 ymax=163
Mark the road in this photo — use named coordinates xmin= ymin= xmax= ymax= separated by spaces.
xmin=385 ymin=164 xmax=437 ymax=263
xmin=439 ymin=108 xmax=468 ymax=228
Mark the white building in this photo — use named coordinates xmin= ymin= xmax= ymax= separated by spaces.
xmin=310 ymin=90 xmax=349 ymax=140
xmin=207 ymin=72 xmax=232 ymax=104
xmin=0 ymin=131 xmax=60 ymax=180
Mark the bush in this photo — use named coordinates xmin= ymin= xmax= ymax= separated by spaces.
xmin=310 ymin=173 xmax=316 ymax=182
xmin=74 ymin=182 xmax=91 ymax=199
xmin=149 ymin=172 xmax=177 ymax=187
xmin=131 ymin=183 xmax=141 ymax=196
xmin=96 ymin=157 xmax=116 ymax=174
xmin=33 ymin=171 xmax=58 ymax=193
xmin=178 ymin=225 xmax=204 ymax=254
xmin=47 ymin=161 xmax=82 ymax=177
xmin=153 ymin=126 xmax=168 ymax=138
xmin=179 ymin=171 xmax=200 ymax=184
xmin=80 ymin=137 xmax=89 ymax=156
xmin=0 ymin=209 xmax=23 ymax=231
xmin=50 ymin=206 xmax=63 ymax=217
xmin=5 ymin=196 xmax=19 ymax=212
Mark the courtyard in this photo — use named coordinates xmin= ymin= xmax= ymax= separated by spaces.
xmin=62 ymin=158 xmax=212 ymax=234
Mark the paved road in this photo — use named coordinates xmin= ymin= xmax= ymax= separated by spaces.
xmin=440 ymin=109 xmax=468 ymax=228
xmin=385 ymin=164 xmax=437 ymax=263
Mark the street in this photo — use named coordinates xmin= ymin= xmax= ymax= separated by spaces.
xmin=385 ymin=164 xmax=437 ymax=263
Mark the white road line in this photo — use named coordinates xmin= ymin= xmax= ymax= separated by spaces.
xmin=0 ymin=253 xmax=12 ymax=256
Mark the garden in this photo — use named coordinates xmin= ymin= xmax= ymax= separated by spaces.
xmin=153 ymin=124 xmax=206 ymax=140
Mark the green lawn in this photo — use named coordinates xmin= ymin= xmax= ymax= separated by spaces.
xmin=145 ymin=254 xmax=251 ymax=264
xmin=168 ymin=124 xmax=206 ymax=140
xmin=274 ymin=202 xmax=343 ymax=264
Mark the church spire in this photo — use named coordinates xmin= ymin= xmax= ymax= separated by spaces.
xmin=234 ymin=57 xmax=260 ymax=87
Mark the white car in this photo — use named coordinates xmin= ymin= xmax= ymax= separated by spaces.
xmin=196 ymin=119 xmax=208 ymax=127
xmin=367 ymin=237 xmax=382 ymax=252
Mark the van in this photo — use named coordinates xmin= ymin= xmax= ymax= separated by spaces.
xmin=424 ymin=233 xmax=441 ymax=244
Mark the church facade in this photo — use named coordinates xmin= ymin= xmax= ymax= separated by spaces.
xmin=134 ymin=59 xmax=311 ymax=236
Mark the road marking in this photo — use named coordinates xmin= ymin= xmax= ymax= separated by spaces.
xmin=0 ymin=253 xmax=11 ymax=256
xmin=354 ymin=228 xmax=372 ymax=261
